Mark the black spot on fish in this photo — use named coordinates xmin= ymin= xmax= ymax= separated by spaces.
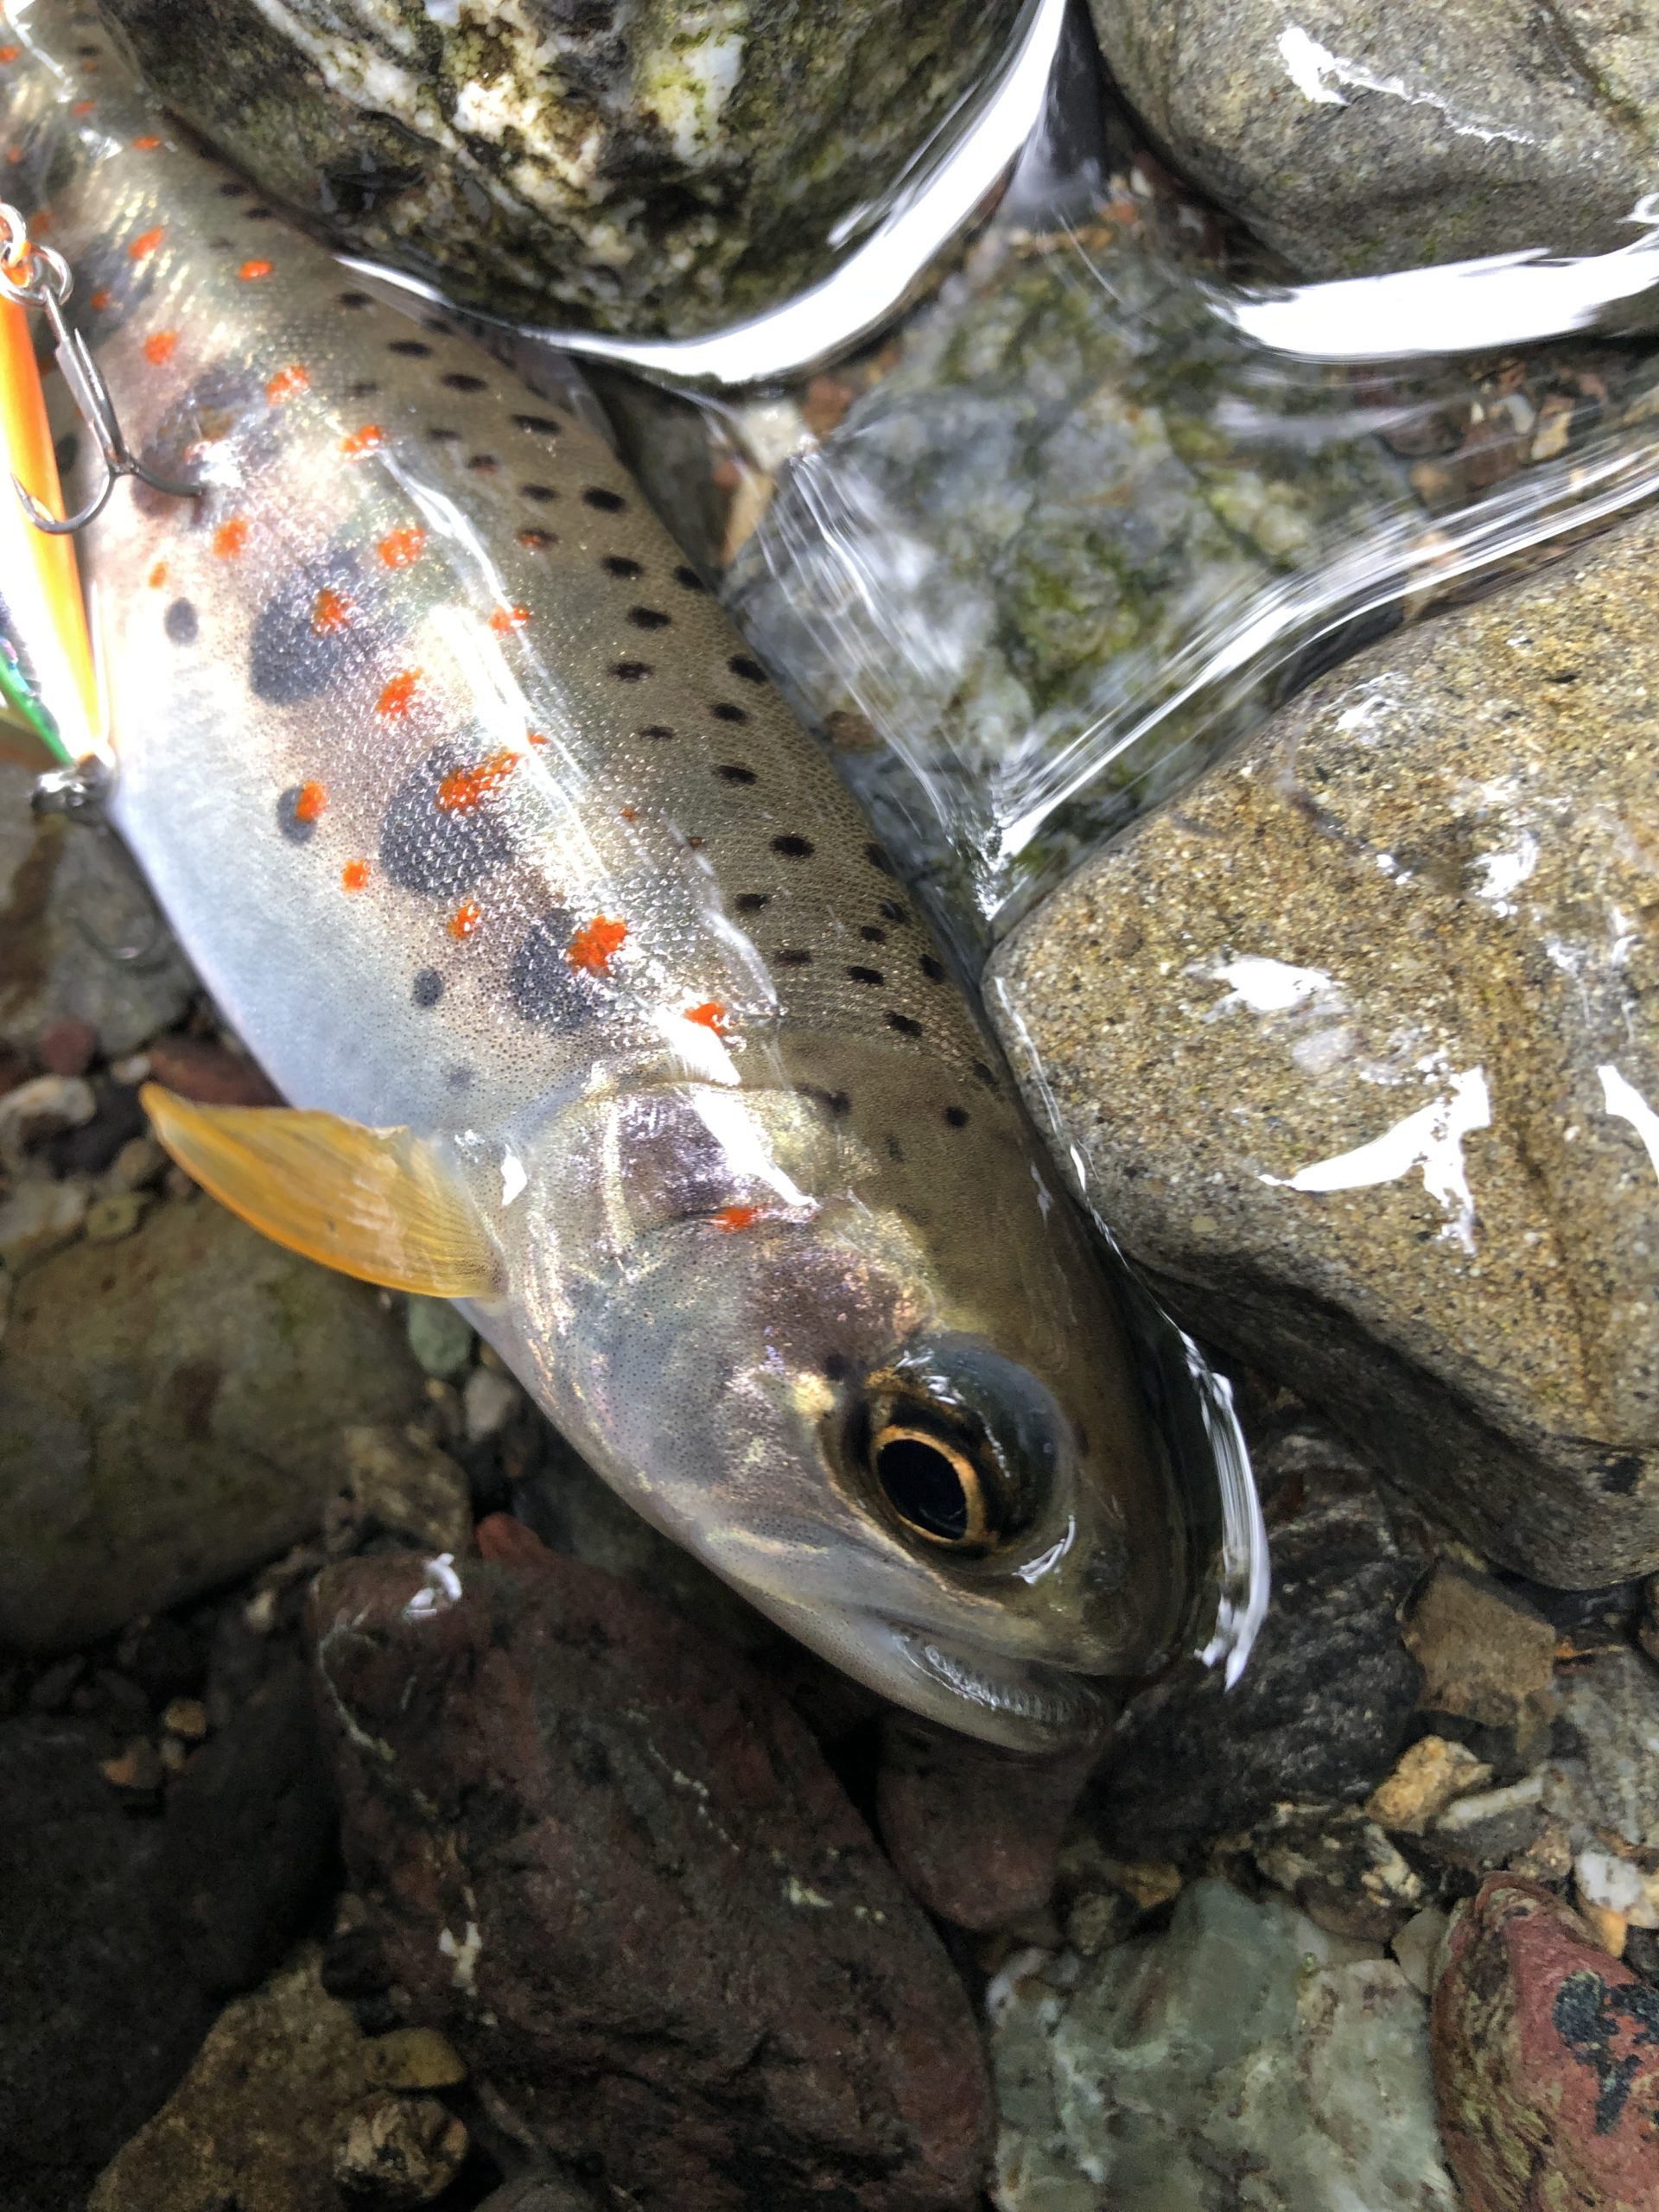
xmin=612 ymin=661 xmax=651 ymax=682
xmin=859 ymin=925 xmax=886 ymax=944
xmin=380 ymin=743 xmax=514 ymax=899
xmin=411 ymin=968 xmax=443 ymax=1007
xmin=337 ymin=289 xmax=372 ymax=308
xmin=423 ymin=315 xmax=456 ymax=336
xmin=972 ymin=1059 xmax=999 ymax=1089
xmin=389 ymin=338 xmax=431 ymax=357
xmin=442 ymin=372 xmax=486 ymax=392
xmin=628 ymin=607 xmax=670 ymax=630
xmin=734 ymin=892 xmax=769 ymax=912
xmin=426 ymin=425 xmax=461 ymax=443
xmin=918 ymin=954 xmax=946 ymax=982
xmin=867 ymin=842 xmax=895 ymax=874
xmin=514 ymin=413 xmax=562 ymax=435
xmin=674 ymin=565 xmax=707 ymax=592
xmin=604 ymin=556 xmax=643 ymax=579
xmin=583 ymin=486 xmax=626 ymax=512
xmin=774 ymin=949 xmax=813 ymax=967
xmin=715 ymin=764 xmax=755 ymax=785
xmin=878 ymin=899 xmax=908 ymax=925
xmin=944 ymin=1105 xmax=969 ymax=1128
xmin=164 ymin=598 xmax=198 ymax=645
xmin=806 ymin=1087 xmax=851 ymax=1119
xmin=244 ymin=205 xmax=275 ymax=219
xmin=847 ymin=965 xmax=883 ymax=987
xmin=823 ymin=1351 xmax=850 ymax=1383
xmin=518 ymin=529 xmax=556 ymax=551
xmin=519 ymin=483 xmax=558 ymax=503
xmin=711 ymin=702 xmax=748 ymax=724
xmin=772 ymin=834 xmax=813 ymax=859
xmin=54 ymin=431 xmax=78 ymax=475
xmin=275 ymin=785 xmax=317 ymax=844
xmin=446 ymin=1064 xmax=474 ymax=1091
xmin=346 ymin=378 xmax=378 ymax=399
xmin=729 ymin=654 xmax=766 ymax=683
xmin=136 ymin=363 xmax=279 ymax=516
xmin=219 ymin=180 xmax=247 ymax=197
xmin=887 ymin=1012 xmax=923 ymax=1039
xmin=886 ymin=1135 xmax=906 ymax=1163
xmin=639 ymin=724 xmax=677 ymax=741
xmin=248 ymin=556 xmax=364 ymax=704
xmin=509 ymin=911 xmax=599 ymax=1030
xmin=467 ymin=454 xmax=499 ymax=474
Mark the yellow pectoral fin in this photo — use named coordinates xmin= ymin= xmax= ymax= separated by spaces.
xmin=141 ymin=1084 xmax=501 ymax=1297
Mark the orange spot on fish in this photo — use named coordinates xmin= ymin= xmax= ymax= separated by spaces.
xmin=711 ymin=1205 xmax=759 ymax=1234
xmin=684 ymin=1001 xmax=730 ymax=1035
xmin=619 ymin=805 xmax=638 ymax=823
xmin=488 ymin=604 xmax=529 ymax=636
xmin=264 ymin=361 xmax=309 ymax=403
xmin=239 ymin=257 xmax=273 ymax=281
xmin=128 ymin=225 xmax=162 ymax=261
xmin=448 ymin=899 xmax=481 ymax=940
xmin=213 ymin=516 xmax=248 ymax=560
xmin=310 ymin=586 xmax=354 ymax=635
xmin=0 ymin=47 xmax=20 ymax=64
xmin=73 ymin=100 xmax=95 ymax=117
xmin=341 ymin=859 xmax=371 ymax=893
xmin=527 ymin=730 xmax=549 ymax=748
xmin=377 ymin=524 xmax=425 ymax=569
xmin=148 ymin=562 xmax=168 ymax=588
xmin=293 ymin=780 xmax=327 ymax=823
xmin=5 ymin=147 xmax=23 ymax=166
xmin=89 ymin=287 xmax=111 ymax=310
xmin=131 ymin=135 xmax=161 ymax=150
xmin=340 ymin=423 xmax=385 ymax=460
xmin=437 ymin=750 xmax=517 ymax=815
xmin=567 ymin=915 xmax=627 ymax=978
xmin=28 ymin=209 xmax=49 ymax=234
xmin=142 ymin=330 xmax=177 ymax=365
xmin=376 ymin=670 xmax=422 ymax=719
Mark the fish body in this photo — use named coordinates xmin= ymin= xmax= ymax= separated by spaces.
xmin=2 ymin=2 xmax=1262 ymax=1746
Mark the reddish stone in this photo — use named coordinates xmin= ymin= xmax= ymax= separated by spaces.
xmin=312 ymin=1526 xmax=992 ymax=2212
xmin=876 ymin=1713 xmax=1103 ymax=1930
xmin=36 ymin=1017 xmax=98 ymax=1077
xmin=1433 ymin=1875 xmax=1659 ymax=2210
xmin=146 ymin=1033 xmax=282 ymax=1108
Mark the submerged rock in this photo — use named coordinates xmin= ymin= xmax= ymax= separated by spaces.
xmin=1433 ymin=1878 xmax=1659 ymax=2212
xmin=96 ymin=0 xmax=1025 ymax=337
xmin=1089 ymin=0 xmax=1659 ymax=279
xmin=0 ymin=1189 xmax=426 ymax=1650
xmin=990 ymin=1877 xmax=1458 ymax=2210
xmin=315 ymin=1524 xmax=992 ymax=2212
xmin=989 ymin=503 xmax=1659 ymax=1586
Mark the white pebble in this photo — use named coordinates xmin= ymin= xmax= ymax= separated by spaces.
xmin=463 ymin=1365 xmax=520 ymax=1441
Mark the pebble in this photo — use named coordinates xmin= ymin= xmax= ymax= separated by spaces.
xmin=461 ymin=1363 xmax=520 ymax=1441
xmin=337 ymin=1423 xmax=473 ymax=1557
xmin=144 ymin=1032 xmax=282 ymax=1108
xmin=333 ymin=2092 xmax=468 ymax=2207
xmin=1391 ymin=1906 xmax=1450 ymax=1998
xmin=1433 ymin=1878 xmax=1659 ymax=2212
xmin=99 ymin=1736 xmax=165 ymax=1794
xmin=37 ymin=1015 xmax=99 ymax=1077
xmin=83 ymin=1190 xmax=148 ymax=1244
xmin=362 ymin=2027 xmax=468 ymax=2092
xmin=1366 ymin=1735 xmax=1494 ymax=1834
xmin=0 ymin=1072 xmax=96 ymax=1161
xmin=0 ymin=1173 xmax=90 ymax=1270
xmin=105 ymin=1135 xmax=167 ymax=1192
xmin=1402 ymin=1567 xmax=1557 ymax=1751
xmin=404 ymin=1294 xmax=474 ymax=1381
xmin=162 ymin=1697 xmax=208 ymax=1742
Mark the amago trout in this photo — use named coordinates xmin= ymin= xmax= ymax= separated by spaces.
xmin=1 ymin=0 xmax=1264 ymax=1746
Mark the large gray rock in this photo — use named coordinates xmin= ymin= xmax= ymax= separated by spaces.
xmin=97 ymin=0 xmax=1024 ymax=337
xmin=990 ymin=1878 xmax=1458 ymax=2210
xmin=0 ymin=1189 xmax=427 ymax=1649
xmin=988 ymin=503 xmax=1659 ymax=1586
xmin=1089 ymin=0 xmax=1659 ymax=279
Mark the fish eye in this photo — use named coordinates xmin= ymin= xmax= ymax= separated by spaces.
xmin=870 ymin=1424 xmax=995 ymax=1548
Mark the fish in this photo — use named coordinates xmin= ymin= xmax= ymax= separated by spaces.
xmin=1 ymin=0 xmax=1264 ymax=1749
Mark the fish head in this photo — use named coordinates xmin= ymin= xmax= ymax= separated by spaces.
xmin=523 ymin=1084 xmax=1193 ymax=1750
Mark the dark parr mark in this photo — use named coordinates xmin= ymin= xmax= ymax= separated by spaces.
xmin=729 ymin=654 xmax=766 ymax=683
xmin=249 ymin=556 xmax=363 ymax=704
xmin=275 ymin=785 xmax=318 ymax=844
xmin=887 ymin=1012 xmax=923 ymax=1038
xmin=772 ymin=835 xmax=813 ymax=859
xmin=442 ymin=371 xmax=486 ymax=391
xmin=715 ymin=764 xmax=755 ymax=785
xmin=163 ymin=597 xmax=198 ymax=645
xmin=628 ymin=607 xmax=670 ymax=630
xmin=583 ymin=486 xmax=626 ymax=512
xmin=603 ymin=555 xmax=642 ymax=579
xmin=380 ymin=743 xmax=514 ymax=899
xmin=510 ymin=910 xmax=600 ymax=1030
xmin=411 ymin=968 xmax=443 ymax=1007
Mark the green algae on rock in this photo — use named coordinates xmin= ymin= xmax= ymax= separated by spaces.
xmin=988 ymin=502 xmax=1659 ymax=1586
xmin=94 ymin=0 xmax=1025 ymax=337
xmin=1089 ymin=0 xmax=1659 ymax=281
xmin=0 ymin=1189 xmax=427 ymax=1651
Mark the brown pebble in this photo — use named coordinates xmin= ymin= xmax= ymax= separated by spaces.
xmin=37 ymin=1017 xmax=98 ymax=1077
xmin=363 ymin=2026 xmax=468 ymax=2091
xmin=146 ymin=1033 xmax=282 ymax=1108
xmin=333 ymin=2090 xmax=468 ymax=2206
xmin=162 ymin=1695 xmax=208 ymax=1741
xmin=100 ymin=1737 xmax=164 ymax=1792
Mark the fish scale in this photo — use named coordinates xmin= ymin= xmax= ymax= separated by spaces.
xmin=0 ymin=0 xmax=1263 ymax=1748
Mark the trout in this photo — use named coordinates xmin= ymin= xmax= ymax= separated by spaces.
xmin=1 ymin=0 xmax=1263 ymax=1746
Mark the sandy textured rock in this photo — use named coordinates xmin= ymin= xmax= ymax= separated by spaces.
xmin=1089 ymin=0 xmax=1659 ymax=280
xmin=96 ymin=0 xmax=1023 ymax=338
xmin=992 ymin=1877 xmax=1458 ymax=2210
xmin=315 ymin=1527 xmax=992 ymax=2212
xmin=1433 ymin=1878 xmax=1659 ymax=2212
xmin=0 ymin=1191 xmax=426 ymax=1649
xmin=88 ymin=1945 xmax=371 ymax=2212
xmin=990 ymin=505 xmax=1659 ymax=1585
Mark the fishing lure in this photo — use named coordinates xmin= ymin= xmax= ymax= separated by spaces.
xmin=2 ymin=1 xmax=1264 ymax=1746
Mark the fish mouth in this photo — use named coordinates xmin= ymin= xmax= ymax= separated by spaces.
xmin=884 ymin=1624 xmax=1116 ymax=1751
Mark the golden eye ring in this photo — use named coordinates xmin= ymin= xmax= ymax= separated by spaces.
xmin=869 ymin=1422 xmax=991 ymax=1548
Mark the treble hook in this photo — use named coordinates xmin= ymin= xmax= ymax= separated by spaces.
xmin=0 ymin=199 xmax=200 ymax=534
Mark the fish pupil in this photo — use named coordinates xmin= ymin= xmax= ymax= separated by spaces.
xmin=873 ymin=1429 xmax=982 ymax=1547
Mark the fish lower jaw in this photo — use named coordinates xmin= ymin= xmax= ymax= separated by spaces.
xmin=883 ymin=1625 xmax=1117 ymax=1752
